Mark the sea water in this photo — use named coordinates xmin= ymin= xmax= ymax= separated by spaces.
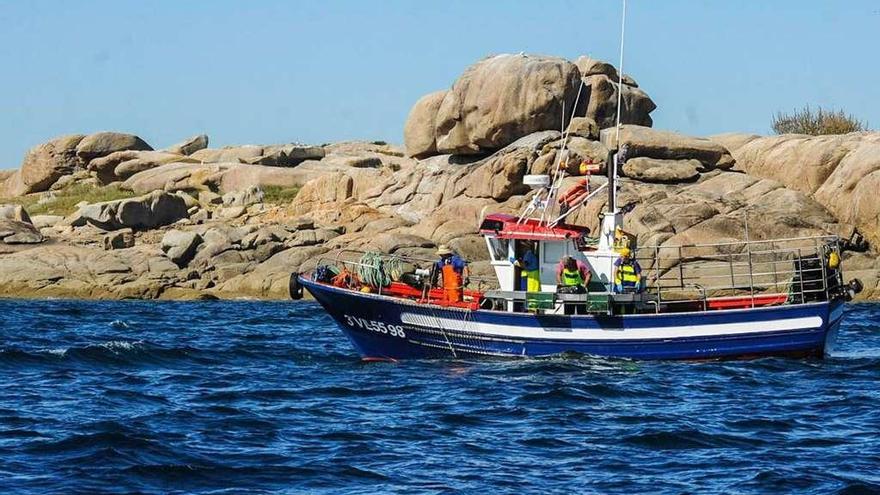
xmin=1 ymin=299 xmax=878 ymax=494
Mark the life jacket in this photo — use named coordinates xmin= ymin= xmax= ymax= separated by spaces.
xmin=615 ymin=259 xmax=640 ymax=288
xmin=558 ymin=178 xmax=590 ymax=208
xmin=561 ymin=267 xmax=585 ymax=286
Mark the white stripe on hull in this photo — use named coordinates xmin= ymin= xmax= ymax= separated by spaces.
xmin=399 ymin=313 xmax=824 ymax=341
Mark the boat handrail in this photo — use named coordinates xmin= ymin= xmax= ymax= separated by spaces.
xmin=299 ymin=233 xmax=842 ymax=312
xmin=630 ymin=236 xmax=841 ymax=309
xmin=310 ymin=251 xmax=497 ymax=295
xmin=638 ymin=233 xmax=838 ymax=251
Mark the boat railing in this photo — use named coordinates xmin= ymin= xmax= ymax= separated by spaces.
xmin=635 ymin=234 xmax=842 ymax=310
xmin=300 ymin=236 xmax=842 ymax=312
xmin=307 ymin=249 xmax=497 ymax=297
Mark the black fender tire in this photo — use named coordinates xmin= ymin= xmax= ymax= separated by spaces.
xmin=289 ymin=272 xmax=303 ymax=300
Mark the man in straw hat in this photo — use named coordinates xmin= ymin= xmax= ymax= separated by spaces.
xmin=435 ymin=244 xmax=469 ymax=303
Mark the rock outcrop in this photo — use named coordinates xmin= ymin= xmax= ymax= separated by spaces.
xmin=75 ymin=191 xmax=189 ymax=231
xmin=404 ymin=53 xmax=656 ymax=159
xmin=622 ymin=157 xmax=702 ymax=183
xmin=89 ymin=150 xmax=197 ymax=183
xmin=582 ymin=73 xmax=655 ymax=129
xmin=0 ymin=204 xmax=32 ymax=224
xmin=403 ymin=90 xmax=447 ymax=159
xmin=0 ymin=219 xmax=43 ymax=245
xmin=437 ymin=54 xmax=581 ymax=155
xmin=75 ymin=132 xmax=153 ymax=162
xmin=190 ymin=144 xmax=325 ymax=167
xmin=2 ymin=134 xmax=85 ymax=196
xmin=165 ymin=134 xmax=209 ymax=156
xmin=406 ymin=54 xmax=582 ymax=156
xmin=715 ymin=132 xmax=880 ymax=250
xmin=161 ymin=230 xmax=202 ymax=267
xmin=0 ymin=53 xmax=876 ymax=302
xmin=603 ymin=125 xmax=735 ymax=170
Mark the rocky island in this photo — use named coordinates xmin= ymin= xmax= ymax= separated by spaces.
xmin=1 ymin=53 xmax=877 ymax=301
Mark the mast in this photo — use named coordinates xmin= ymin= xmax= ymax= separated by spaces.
xmin=595 ymin=0 xmax=627 ymax=253
xmin=609 ymin=0 xmax=627 ymax=215
xmin=516 ymin=0 xmax=629 ymax=230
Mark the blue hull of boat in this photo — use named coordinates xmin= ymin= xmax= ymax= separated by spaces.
xmin=301 ymin=278 xmax=844 ymax=361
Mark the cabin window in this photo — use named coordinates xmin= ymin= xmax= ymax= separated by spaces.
xmin=479 ymin=218 xmax=505 ymax=232
xmin=487 ymin=237 xmax=510 ymax=261
xmin=543 ymin=241 xmax=566 ymax=265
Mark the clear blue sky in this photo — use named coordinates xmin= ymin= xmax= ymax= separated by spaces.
xmin=1 ymin=0 xmax=878 ymax=168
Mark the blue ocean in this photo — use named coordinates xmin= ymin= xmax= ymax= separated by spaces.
xmin=1 ymin=299 xmax=878 ymax=494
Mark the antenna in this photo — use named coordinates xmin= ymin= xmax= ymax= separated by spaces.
xmin=515 ymin=0 xmax=629 ymax=226
xmin=615 ymin=0 xmax=627 ymax=149
xmin=609 ymin=0 xmax=627 ymax=214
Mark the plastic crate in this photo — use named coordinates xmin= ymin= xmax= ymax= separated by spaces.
xmin=526 ymin=292 xmax=556 ymax=311
xmin=586 ymin=293 xmax=611 ymax=313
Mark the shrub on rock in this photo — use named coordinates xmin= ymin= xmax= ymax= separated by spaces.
xmin=772 ymin=106 xmax=866 ymax=136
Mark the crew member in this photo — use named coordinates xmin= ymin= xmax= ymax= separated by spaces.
xmin=511 ymin=241 xmax=540 ymax=292
xmin=557 ymin=256 xmax=591 ymax=315
xmin=435 ymin=245 xmax=469 ymax=302
xmin=613 ymin=247 xmax=643 ymax=293
xmin=556 ymin=255 xmax=591 ymax=290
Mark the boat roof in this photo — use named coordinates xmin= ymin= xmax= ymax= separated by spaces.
xmin=478 ymin=213 xmax=590 ymax=241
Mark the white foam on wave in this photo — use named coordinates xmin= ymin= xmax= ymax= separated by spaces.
xmin=100 ymin=340 xmax=144 ymax=353
xmin=828 ymin=350 xmax=880 ymax=360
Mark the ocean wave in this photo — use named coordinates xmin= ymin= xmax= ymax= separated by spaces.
xmin=0 ymin=299 xmax=878 ymax=494
xmin=0 ymin=340 xmax=208 ymax=368
xmin=623 ymin=427 xmax=764 ymax=450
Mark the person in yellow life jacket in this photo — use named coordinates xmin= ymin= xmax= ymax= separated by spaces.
xmin=435 ymin=245 xmax=469 ymax=302
xmin=613 ymin=247 xmax=643 ymax=293
xmin=510 ymin=242 xmax=541 ymax=292
xmin=556 ymin=256 xmax=591 ymax=290
xmin=556 ymin=256 xmax=591 ymax=315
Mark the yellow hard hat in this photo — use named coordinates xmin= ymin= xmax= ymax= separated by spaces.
xmin=618 ymin=247 xmax=631 ymax=257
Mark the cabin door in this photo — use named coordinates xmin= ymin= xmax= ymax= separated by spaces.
xmin=511 ymin=240 xmax=539 ymax=291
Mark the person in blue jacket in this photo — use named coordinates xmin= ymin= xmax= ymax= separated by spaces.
xmin=511 ymin=241 xmax=540 ymax=292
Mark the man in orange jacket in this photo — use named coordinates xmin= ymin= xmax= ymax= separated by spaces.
xmin=435 ymin=245 xmax=469 ymax=302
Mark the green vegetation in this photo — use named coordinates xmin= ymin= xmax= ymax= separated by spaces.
xmin=772 ymin=106 xmax=867 ymax=135
xmin=0 ymin=184 xmax=137 ymax=216
xmin=261 ymin=185 xmax=300 ymax=205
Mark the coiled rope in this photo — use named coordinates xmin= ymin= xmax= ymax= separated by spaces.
xmin=357 ymin=252 xmax=403 ymax=288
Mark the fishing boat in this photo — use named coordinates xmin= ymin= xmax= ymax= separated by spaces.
xmin=294 ymin=174 xmax=861 ymax=361
xmin=291 ymin=2 xmax=863 ymax=361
